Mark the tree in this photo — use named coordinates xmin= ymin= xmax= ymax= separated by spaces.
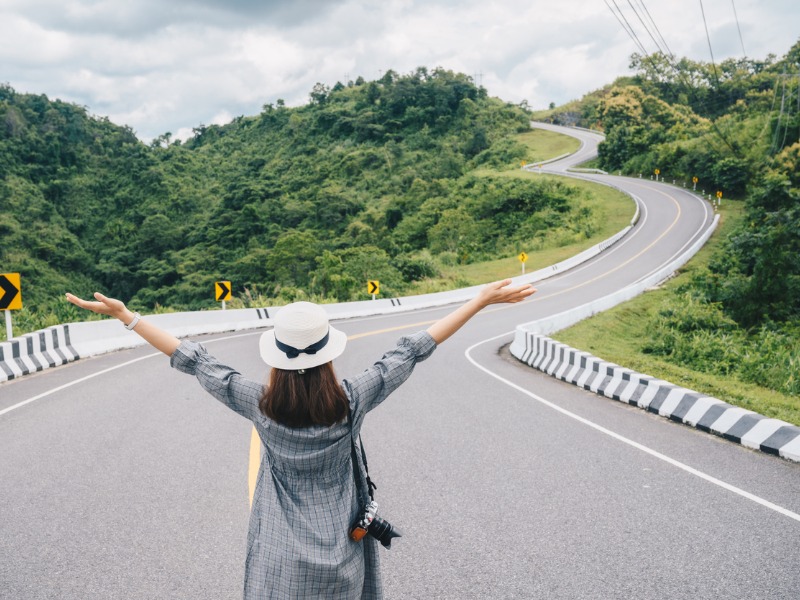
xmin=428 ymin=207 xmax=481 ymax=258
xmin=266 ymin=230 xmax=319 ymax=288
xmin=310 ymin=83 xmax=329 ymax=105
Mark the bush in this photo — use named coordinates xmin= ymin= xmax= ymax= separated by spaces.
xmin=395 ymin=253 xmax=440 ymax=281
xmin=642 ymin=293 xmax=800 ymax=395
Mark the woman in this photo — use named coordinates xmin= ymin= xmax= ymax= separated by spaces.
xmin=65 ymin=279 xmax=535 ymax=599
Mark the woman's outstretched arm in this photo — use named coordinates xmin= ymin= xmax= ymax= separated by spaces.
xmin=426 ymin=279 xmax=536 ymax=345
xmin=65 ymin=292 xmax=180 ymax=356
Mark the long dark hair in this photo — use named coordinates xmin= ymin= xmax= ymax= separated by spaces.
xmin=260 ymin=362 xmax=349 ymax=428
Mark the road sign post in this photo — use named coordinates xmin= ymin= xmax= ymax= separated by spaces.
xmin=518 ymin=252 xmax=528 ymax=275
xmin=692 ymin=176 xmax=698 ymax=191
xmin=0 ymin=273 xmax=22 ymax=340
xmin=654 ymin=168 xmax=660 ymax=182
xmin=215 ymin=281 xmax=232 ymax=310
xmin=367 ymin=280 xmax=380 ymax=300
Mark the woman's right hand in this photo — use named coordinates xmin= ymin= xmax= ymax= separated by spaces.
xmin=66 ymin=292 xmax=180 ymax=356
xmin=65 ymin=292 xmax=131 ymax=321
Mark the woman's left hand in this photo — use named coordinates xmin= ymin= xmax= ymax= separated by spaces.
xmin=475 ymin=279 xmax=537 ymax=307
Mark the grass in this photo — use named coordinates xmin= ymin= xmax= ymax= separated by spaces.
xmin=516 ymin=129 xmax=581 ymax=163
xmin=413 ymin=128 xmax=631 ymax=288
xmin=553 ymin=199 xmax=800 ymax=426
xmin=405 ymin=170 xmax=635 ymax=293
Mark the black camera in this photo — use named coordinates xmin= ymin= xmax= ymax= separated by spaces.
xmin=349 ymin=500 xmax=402 ymax=549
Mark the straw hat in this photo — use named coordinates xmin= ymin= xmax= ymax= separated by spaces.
xmin=259 ymin=302 xmax=347 ymax=370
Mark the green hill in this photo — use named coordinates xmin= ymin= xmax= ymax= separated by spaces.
xmin=1 ymin=68 xmax=624 ymax=334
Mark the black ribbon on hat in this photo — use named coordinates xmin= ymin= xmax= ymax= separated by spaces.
xmin=274 ymin=330 xmax=330 ymax=359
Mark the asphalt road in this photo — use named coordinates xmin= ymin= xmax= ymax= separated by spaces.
xmin=1 ymin=126 xmax=797 ymax=599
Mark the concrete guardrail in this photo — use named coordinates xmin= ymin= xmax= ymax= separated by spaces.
xmin=507 ymin=213 xmax=800 ymax=462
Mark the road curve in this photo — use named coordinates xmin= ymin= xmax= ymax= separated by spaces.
xmin=1 ymin=126 xmax=797 ymax=600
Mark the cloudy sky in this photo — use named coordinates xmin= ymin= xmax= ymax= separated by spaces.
xmin=1 ymin=0 xmax=798 ymax=142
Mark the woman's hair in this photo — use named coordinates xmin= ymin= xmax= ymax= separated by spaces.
xmin=259 ymin=362 xmax=349 ymax=428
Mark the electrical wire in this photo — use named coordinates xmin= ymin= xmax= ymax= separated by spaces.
xmin=731 ymin=0 xmax=747 ymax=58
xmin=698 ymin=0 xmax=721 ymax=88
xmin=629 ymin=0 xmax=674 ymax=60
xmin=602 ymin=0 xmax=740 ymax=157
xmin=604 ymin=0 xmax=649 ymax=57
xmin=605 ymin=0 xmax=797 ymax=164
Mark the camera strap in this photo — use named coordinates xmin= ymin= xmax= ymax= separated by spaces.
xmin=348 ymin=410 xmax=377 ymax=501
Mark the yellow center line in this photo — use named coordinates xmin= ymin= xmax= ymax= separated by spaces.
xmin=346 ymin=320 xmax=438 ymax=340
xmin=248 ymin=184 xmax=683 ymax=504
xmin=487 ymin=184 xmax=682 ymax=313
xmin=530 ymin=184 xmax=682 ymax=301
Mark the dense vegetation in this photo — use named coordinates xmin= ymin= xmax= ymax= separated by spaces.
xmin=542 ymin=41 xmax=800 ymax=405
xmin=3 ymin=43 xmax=797 ymax=410
xmin=1 ymin=68 xmax=613 ymax=336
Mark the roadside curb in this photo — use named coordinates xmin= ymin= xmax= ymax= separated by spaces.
xmin=514 ymin=332 xmax=800 ymax=462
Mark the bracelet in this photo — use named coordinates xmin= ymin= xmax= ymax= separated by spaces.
xmin=124 ymin=312 xmax=141 ymax=331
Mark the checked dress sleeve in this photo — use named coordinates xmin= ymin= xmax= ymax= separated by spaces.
xmin=170 ymin=340 xmax=263 ymax=423
xmin=342 ymin=330 xmax=437 ymax=417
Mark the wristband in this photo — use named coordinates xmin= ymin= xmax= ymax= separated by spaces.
xmin=125 ymin=312 xmax=141 ymax=331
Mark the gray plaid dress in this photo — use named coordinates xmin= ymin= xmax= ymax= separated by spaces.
xmin=170 ymin=331 xmax=436 ymax=599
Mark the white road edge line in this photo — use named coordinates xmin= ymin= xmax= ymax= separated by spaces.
xmin=0 ymin=332 xmax=259 ymax=418
xmin=465 ymin=331 xmax=800 ymax=524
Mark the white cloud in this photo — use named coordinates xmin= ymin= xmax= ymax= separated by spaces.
xmin=1 ymin=0 xmax=797 ymax=142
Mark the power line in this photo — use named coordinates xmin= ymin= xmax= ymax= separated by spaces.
xmin=602 ymin=0 xmax=740 ymax=157
xmin=637 ymin=0 xmax=675 ymax=58
xmin=730 ymin=0 xmax=747 ymax=58
xmin=698 ymin=0 xmax=721 ymax=88
xmin=629 ymin=0 xmax=674 ymax=60
xmin=605 ymin=0 xmax=649 ymax=56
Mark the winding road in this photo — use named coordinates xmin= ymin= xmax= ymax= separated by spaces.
xmin=1 ymin=125 xmax=797 ymax=599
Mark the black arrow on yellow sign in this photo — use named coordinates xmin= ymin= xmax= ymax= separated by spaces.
xmin=367 ymin=280 xmax=380 ymax=295
xmin=0 ymin=274 xmax=21 ymax=310
xmin=215 ymin=281 xmax=232 ymax=302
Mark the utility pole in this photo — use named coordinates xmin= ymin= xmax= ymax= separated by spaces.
xmin=772 ymin=67 xmax=787 ymax=153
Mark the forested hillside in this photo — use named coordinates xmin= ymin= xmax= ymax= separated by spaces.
xmin=542 ymin=41 xmax=800 ymax=404
xmin=2 ymin=68 xmax=611 ymax=335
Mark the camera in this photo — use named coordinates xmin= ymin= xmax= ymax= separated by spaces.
xmin=349 ymin=500 xmax=402 ymax=549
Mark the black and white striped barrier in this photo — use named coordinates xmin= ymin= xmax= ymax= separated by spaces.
xmin=514 ymin=332 xmax=800 ymax=462
xmin=0 ymin=325 xmax=79 ymax=382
